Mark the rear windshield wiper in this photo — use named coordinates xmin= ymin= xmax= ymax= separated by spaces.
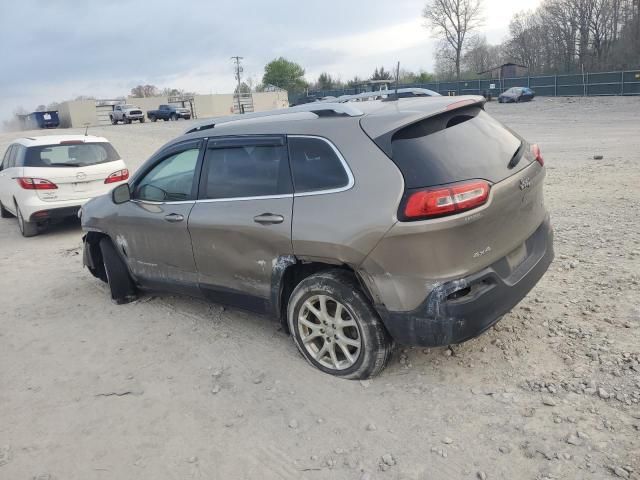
xmin=50 ymin=162 xmax=84 ymax=167
xmin=507 ymin=143 xmax=523 ymax=169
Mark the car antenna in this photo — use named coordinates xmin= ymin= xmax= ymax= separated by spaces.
xmin=83 ymin=122 xmax=90 ymax=137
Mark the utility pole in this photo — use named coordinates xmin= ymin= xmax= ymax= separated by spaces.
xmin=231 ymin=56 xmax=243 ymax=114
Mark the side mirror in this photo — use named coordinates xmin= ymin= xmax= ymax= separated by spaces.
xmin=112 ymin=183 xmax=131 ymax=204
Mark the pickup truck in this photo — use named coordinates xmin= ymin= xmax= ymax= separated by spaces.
xmin=109 ymin=104 xmax=145 ymax=124
xmin=146 ymin=104 xmax=192 ymax=122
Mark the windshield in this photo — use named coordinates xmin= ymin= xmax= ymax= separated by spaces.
xmin=121 ymin=104 xmax=136 ymax=109
xmin=25 ymin=142 xmax=121 ymax=167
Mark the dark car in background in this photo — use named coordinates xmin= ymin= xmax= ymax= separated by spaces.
xmin=146 ymin=104 xmax=191 ymax=122
xmin=498 ymin=87 xmax=535 ymax=103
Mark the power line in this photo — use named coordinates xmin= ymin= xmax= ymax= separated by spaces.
xmin=231 ymin=56 xmax=243 ymax=114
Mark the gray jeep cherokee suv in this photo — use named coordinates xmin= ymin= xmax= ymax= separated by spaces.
xmin=81 ymin=95 xmax=553 ymax=379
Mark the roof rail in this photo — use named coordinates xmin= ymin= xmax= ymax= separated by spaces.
xmin=185 ymin=102 xmax=363 ymax=134
xmin=327 ymin=88 xmax=440 ymax=104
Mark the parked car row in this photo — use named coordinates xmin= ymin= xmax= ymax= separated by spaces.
xmin=1 ymin=95 xmax=553 ymax=379
xmin=108 ymin=103 xmax=192 ymax=125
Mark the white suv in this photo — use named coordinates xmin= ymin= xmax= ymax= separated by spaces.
xmin=0 ymin=135 xmax=128 ymax=237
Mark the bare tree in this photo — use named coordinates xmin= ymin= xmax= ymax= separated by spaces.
xmin=423 ymin=0 xmax=484 ymax=80
xmin=130 ymin=84 xmax=159 ymax=98
xmin=462 ymin=35 xmax=503 ymax=74
xmin=434 ymin=40 xmax=458 ymax=79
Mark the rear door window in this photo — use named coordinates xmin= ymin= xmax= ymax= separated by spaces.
xmin=24 ymin=143 xmax=121 ymax=168
xmin=200 ymin=140 xmax=291 ymax=199
xmin=288 ymin=136 xmax=350 ymax=193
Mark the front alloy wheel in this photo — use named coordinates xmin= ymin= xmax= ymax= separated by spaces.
xmin=298 ymin=294 xmax=361 ymax=370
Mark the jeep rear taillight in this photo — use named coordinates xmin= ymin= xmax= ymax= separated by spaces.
xmin=401 ymin=180 xmax=490 ymax=221
xmin=531 ymin=144 xmax=544 ymax=166
xmin=17 ymin=177 xmax=58 ymax=190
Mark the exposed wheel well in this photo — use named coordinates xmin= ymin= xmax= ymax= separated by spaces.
xmin=277 ymin=260 xmax=373 ymax=333
xmin=85 ymin=231 xmax=109 ymax=281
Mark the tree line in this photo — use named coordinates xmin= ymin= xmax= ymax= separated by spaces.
xmin=274 ymin=0 xmax=639 ymax=94
xmin=425 ymin=0 xmax=639 ymax=79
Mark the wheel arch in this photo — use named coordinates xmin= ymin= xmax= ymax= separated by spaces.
xmin=272 ymin=256 xmax=375 ymax=334
xmin=84 ymin=231 xmax=109 ymax=281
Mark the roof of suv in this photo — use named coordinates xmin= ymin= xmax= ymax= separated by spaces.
xmin=14 ymin=135 xmax=110 ymax=147
xmin=183 ymin=95 xmax=485 ymax=141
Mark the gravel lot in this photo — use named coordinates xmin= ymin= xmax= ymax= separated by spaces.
xmin=1 ymin=97 xmax=639 ymax=480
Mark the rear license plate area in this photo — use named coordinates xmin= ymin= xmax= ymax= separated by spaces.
xmin=506 ymin=242 xmax=528 ymax=270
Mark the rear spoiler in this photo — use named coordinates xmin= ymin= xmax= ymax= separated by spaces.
xmin=361 ymin=96 xmax=486 ymax=158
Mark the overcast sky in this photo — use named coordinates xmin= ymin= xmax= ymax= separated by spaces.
xmin=0 ymin=0 xmax=540 ymax=120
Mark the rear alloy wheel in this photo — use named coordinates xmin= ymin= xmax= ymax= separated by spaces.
xmin=287 ymin=269 xmax=392 ymax=379
xmin=99 ymin=237 xmax=137 ymax=304
xmin=0 ymin=201 xmax=14 ymax=218
xmin=16 ymin=203 xmax=39 ymax=237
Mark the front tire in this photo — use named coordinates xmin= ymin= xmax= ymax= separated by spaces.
xmin=16 ymin=202 xmax=39 ymax=237
xmin=125 ymin=118 xmax=131 ymax=124
xmin=149 ymin=116 xmax=157 ymax=122
xmin=287 ymin=269 xmax=393 ymax=379
xmin=139 ymin=117 xmax=145 ymax=123
xmin=170 ymin=113 xmax=177 ymax=121
xmin=111 ymin=116 xmax=118 ymax=125
xmin=99 ymin=238 xmax=137 ymax=304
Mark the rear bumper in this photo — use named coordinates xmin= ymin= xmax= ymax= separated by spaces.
xmin=376 ymin=217 xmax=554 ymax=346
xmin=29 ymin=205 xmax=80 ymax=222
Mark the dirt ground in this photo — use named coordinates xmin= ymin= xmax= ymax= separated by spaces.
xmin=1 ymin=97 xmax=639 ymax=480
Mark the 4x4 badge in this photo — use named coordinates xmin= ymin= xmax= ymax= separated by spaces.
xmin=519 ymin=177 xmax=531 ymax=190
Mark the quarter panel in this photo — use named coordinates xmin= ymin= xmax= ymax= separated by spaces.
xmin=290 ymin=123 xmax=403 ymax=266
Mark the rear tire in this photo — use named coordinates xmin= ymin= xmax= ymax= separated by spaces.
xmin=16 ymin=202 xmax=39 ymax=237
xmin=0 ymin=201 xmax=14 ymax=218
xmin=99 ymin=238 xmax=137 ymax=304
xmin=287 ymin=269 xmax=393 ymax=379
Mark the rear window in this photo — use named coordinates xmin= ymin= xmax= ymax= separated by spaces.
xmin=24 ymin=142 xmax=120 ymax=168
xmin=390 ymin=107 xmax=525 ymax=188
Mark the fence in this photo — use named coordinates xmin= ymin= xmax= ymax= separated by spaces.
xmin=300 ymin=70 xmax=640 ymax=102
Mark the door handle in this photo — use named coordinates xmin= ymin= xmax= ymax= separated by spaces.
xmin=164 ymin=213 xmax=184 ymax=223
xmin=253 ymin=213 xmax=284 ymax=225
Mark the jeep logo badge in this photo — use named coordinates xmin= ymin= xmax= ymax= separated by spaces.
xmin=76 ymin=172 xmax=87 ymax=180
xmin=519 ymin=177 xmax=531 ymax=190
